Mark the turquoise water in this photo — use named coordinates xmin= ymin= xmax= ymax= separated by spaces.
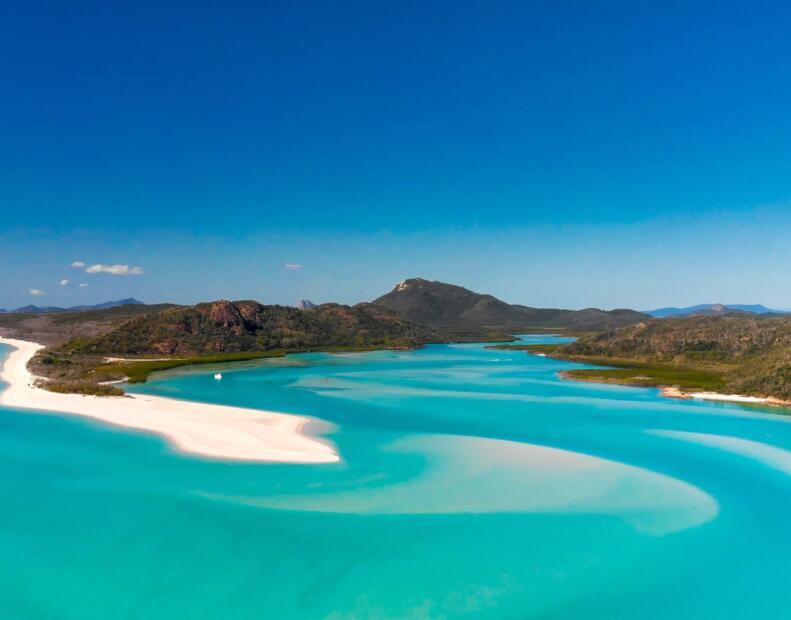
xmin=2 ymin=335 xmax=791 ymax=619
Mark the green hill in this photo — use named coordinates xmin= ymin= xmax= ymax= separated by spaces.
xmin=75 ymin=299 xmax=434 ymax=355
xmin=25 ymin=300 xmax=436 ymax=395
xmin=374 ymin=278 xmax=647 ymax=332
xmin=553 ymin=314 xmax=791 ymax=401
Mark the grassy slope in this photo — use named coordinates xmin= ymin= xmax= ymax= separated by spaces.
xmin=558 ymin=358 xmax=727 ymax=391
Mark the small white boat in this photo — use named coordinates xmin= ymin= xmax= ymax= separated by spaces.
xmin=214 ymin=373 xmax=223 ymax=380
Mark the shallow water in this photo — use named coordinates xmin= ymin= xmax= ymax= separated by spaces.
xmin=1 ymin=335 xmax=791 ymax=619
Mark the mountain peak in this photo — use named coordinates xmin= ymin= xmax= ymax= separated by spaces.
xmin=393 ymin=278 xmax=431 ymax=292
xmin=375 ymin=279 xmax=647 ymax=331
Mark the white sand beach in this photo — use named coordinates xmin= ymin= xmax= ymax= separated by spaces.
xmin=0 ymin=338 xmax=339 ymax=463
xmin=660 ymin=386 xmax=791 ymax=408
xmin=689 ymin=391 xmax=770 ymax=404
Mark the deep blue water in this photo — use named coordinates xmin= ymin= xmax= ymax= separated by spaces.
xmin=2 ymin=335 xmax=791 ymax=619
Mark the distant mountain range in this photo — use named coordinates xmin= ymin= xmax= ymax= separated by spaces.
xmin=12 ymin=278 xmax=791 ymax=400
xmin=7 ymin=289 xmax=786 ymax=330
xmin=2 ymin=298 xmax=144 ymax=314
xmin=374 ymin=279 xmax=648 ymax=332
xmin=646 ymin=303 xmax=789 ymax=318
xmin=6 ymin=305 xmax=66 ymax=314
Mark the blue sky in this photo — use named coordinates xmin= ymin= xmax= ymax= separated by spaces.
xmin=2 ymin=1 xmax=790 ymax=310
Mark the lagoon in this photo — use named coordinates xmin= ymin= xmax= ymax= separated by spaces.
xmin=1 ymin=335 xmax=790 ymax=618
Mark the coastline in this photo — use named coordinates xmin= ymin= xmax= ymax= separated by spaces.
xmin=558 ymin=369 xmax=791 ymax=409
xmin=660 ymin=386 xmax=791 ymax=408
xmin=0 ymin=337 xmax=339 ymax=464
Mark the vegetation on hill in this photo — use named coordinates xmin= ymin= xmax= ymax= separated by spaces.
xmin=74 ymin=300 xmax=434 ymax=355
xmin=2 ymin=283 xmax=656 ymax=398
xmin=0 ymin=303 xmax=178 ymax=346
xmin=374 ymin=278 xmax=648 ymax=332
xmin=550 ymin=314 xmax=791 ymax=401
xmin=22 ymin=300 xmax=437 ymax=395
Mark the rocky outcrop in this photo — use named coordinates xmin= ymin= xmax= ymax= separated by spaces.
xmin=198 ymin=300 xmax=248 ymax=335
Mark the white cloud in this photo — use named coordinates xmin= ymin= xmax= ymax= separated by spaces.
xmin=29 ymin=288 xmax=45 ymax=296
xmin=79 ymin=283 xmax=89 ymax=288
xmin=59 ymin=279 xmax=70 ymax=286
xmin=84 ymin=264 xmax=144 ymax=276
xmin=284 ymin=263 xmax=303 ymax=271
xmin=71 ymin=261 xmax=143 ymax=275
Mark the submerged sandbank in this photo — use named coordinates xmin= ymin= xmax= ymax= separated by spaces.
xmin=0 ymin=338 xmax=338 ymax=464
